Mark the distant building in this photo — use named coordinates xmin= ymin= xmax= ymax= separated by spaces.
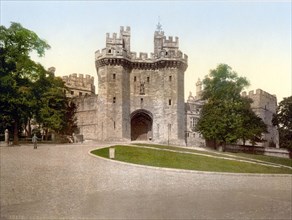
xmin=185 ymin=79 xmax=205 ymax=146
xmin=185 ymin=80 xmax=279 ymax=148
xmin=62 ymin=73 xmax=95 ymax=97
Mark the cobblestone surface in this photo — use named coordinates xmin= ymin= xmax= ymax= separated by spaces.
xmin=1 ymin=142 xmax=291 ymax=219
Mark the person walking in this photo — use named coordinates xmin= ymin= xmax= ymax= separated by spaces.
xmin=32 ymin=134 xmax=38 ymax=149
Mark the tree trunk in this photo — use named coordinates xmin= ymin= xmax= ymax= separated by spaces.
xmin=27 ymin=119 xmax=31 ymax=137
xmin=13 ymin=120 xmax=19 ymax=145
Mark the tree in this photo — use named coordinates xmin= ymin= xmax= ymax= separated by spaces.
xmin=0 ymin=22 xmax=50 ymax=144
xmin=27 ymin=66 xmax=77 ymax=140
xmin=235 ymin=98 xmax=267 ymax=145
xmin=196 ymin=64 xmax=267 ymax=150
xmin=272 ymin=96 xmax=292 ymax=149
xmin=0 ymin=22 xmax=77 ymax=144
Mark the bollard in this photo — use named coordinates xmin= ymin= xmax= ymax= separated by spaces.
xmin=5 ymin=129 xmax=9 ymax=146
xmin=109 ymin=147 xmax=115 ymax=159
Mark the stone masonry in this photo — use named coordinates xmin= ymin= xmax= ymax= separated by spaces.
xmin=73 ymin=25 xmax=188 ymax=145
xmin=62 ymin=73 xmax=95 ymax=98
xmin=242 ymin=89 xmax=279 ymax=148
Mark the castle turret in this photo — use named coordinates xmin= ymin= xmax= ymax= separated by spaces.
xmin=154 ymin=22 xmax=164 ymax=56
xmin=120 ymin=26 xmax=131 ymax=52
xmin=48 ymin=67 xmax=56 ymax=76
xmin=196 ymin=78 xmax=203 ymax=100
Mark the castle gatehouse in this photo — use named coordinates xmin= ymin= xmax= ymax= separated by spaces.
xmin=75 ymin=25 xmax=188 ymax=145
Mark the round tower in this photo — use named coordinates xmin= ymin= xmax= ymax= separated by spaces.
xmin=196 ymin=78 xmax=202 ymax=99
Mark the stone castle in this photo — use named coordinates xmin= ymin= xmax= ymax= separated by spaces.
xmin=63 ymin=25 xmax=279 ymax=147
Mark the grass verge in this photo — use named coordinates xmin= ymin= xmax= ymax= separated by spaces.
xmin=91 ymin=145 xmax=292 ymax=174
xmin=133 ymin=143 xmax=292 ymax=168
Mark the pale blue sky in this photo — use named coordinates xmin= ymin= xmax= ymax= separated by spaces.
xmin=1 ymin=1 xmax=291 ymax=102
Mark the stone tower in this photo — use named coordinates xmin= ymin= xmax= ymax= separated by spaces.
xmin=242 ymin=89 xmax=279 ymax=148
xmin=195 ymin=78 xmax=203 ymax=100
xmin=95 ymin=26 xmax=188 ymax=144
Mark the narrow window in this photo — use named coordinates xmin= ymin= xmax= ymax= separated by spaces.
xmin=141 ymin=98 xmax=143 ymax=104
xmin=169 ymin=76 xmax=172 ymax=81
xmin=147 ymin=77 xmax=150 ymax=82
xmin=113 ymin=97 xmax=116 ymax=103
xmin=134 ymin=76 xmax=136 ymax=82
xmin=113 ymin=74 xmax=116 ymax=79
xmin=165 ymin=52 xmax=168 ymax=55
xmin=108 ymin=49 xmax=111 ymax=53
xmin=71 ymin=91 xmax=74 ymax=95
xmin=169 ymin=99 xmax=172 ymax=105
xmin=114 ymin=121 xmax=116 ymax=129
xmin=79 ymin=92 xmax=82 ymax=96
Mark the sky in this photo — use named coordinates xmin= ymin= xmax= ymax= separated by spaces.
xmin=1 ymin=1 xmax=291 ymax=102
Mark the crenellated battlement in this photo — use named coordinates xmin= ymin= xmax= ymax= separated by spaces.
xmin=163 ymin=36 xmax=179 ymax=48
xmin=96 ymin=26 xmax=188 ymax=70
xmin=62 ymin=73 xmax=94 ymax=84
xmin=120 ymin=26 xmax=130 ymax=35
xmin=62 ymin=73 xmax=95 ymax=97
xmin=242 ymin=88 xmax=277 ymax=115
xmin=242 ymin=89 xmax=277 ymax=102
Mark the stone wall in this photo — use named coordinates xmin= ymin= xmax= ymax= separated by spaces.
xmin=225 ymin=144 xmax=291 ymax=158
xmin=242 ymin=89 xmax=279 ymax=148
xmin=185 ymin=93 xmax=205 ymax=146
xmin=74 ymin=95 xmax=98 ymax=140
xmin=62 ymin=73 xmax=95 ymax=97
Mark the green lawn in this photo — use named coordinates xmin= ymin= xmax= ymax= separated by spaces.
xmin=133 ymin=143 xmax=292 ymax=167
xmin=91 ymin=145 xmax=292 ymax=174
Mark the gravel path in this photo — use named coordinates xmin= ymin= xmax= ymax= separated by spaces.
xmin=1 ymin=142 xmax=291 ymax=219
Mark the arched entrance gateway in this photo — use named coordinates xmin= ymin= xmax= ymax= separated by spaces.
xmin=131 ymin=110 xmax=153 ymax=141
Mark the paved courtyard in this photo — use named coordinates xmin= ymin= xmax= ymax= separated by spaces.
xmin=1 ymin=142 xmax=291 ymax=219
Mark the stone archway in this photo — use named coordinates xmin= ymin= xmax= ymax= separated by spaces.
xmin=131 ymin=110 xmax=153 ymax=141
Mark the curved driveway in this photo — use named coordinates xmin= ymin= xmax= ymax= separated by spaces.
xmin=1 ymin=142 xmax=291 ymax=219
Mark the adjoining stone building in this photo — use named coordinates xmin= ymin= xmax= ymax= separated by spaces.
xmin=63 ymin=25 xmax=279 ymax=148
xmin=185 ymin=79 xmax=205 ymax=147
xmin=62 ymin=74 xmax=95 ymax=97
xmin=242 ymin=89 xmax=279 ymax=148
xmin=184 ymin=78 xmax=279 ymax=148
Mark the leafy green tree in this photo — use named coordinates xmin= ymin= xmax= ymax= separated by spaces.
xmin=235 ymin=98 xmax=267 ymax=145
xmin=0 ymin=22 xmax=50 ymax=144
xmin=32 ymin=68 xmax=77 ymax=139
xmin=273 ymin=96 xmax=292 ymax=149
xmin=0 ymin=22 xmax=77 ymax=144
xmin=196 ymin=64 xmax=267 ymax=149
xmin=63 ymin=100 xmax=78 ymax=135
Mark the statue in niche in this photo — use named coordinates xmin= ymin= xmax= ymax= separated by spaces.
xmin=140 ymin=82 xmax=145 ymax=95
